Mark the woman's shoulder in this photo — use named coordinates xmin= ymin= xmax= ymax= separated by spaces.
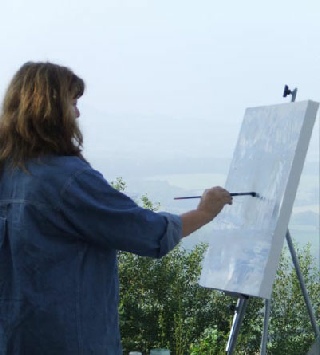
xmin=26 ymin=155 xmax=94 ymax=183
xmin=48 ymin=155 xmax=91 ymax=171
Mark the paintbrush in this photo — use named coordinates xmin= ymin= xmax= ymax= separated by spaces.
xmin=174 ymin=192 xmax=259 ymax=200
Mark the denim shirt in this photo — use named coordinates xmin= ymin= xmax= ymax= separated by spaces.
xmin=0 ymin=156 xmax=182 ymax=355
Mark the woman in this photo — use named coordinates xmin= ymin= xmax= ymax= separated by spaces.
xmin=0 ymin=62 xmax=232 ymax=354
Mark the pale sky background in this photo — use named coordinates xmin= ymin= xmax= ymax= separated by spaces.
xmin=1 ymin=0 xmax=319 ymax=276
xmin=0 ymin=0 xmax=319 ymax=167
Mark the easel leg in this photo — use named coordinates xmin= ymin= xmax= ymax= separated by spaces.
xmin=286 ymin=230 xmax=320 ymax=338
xmin=224 ymin=229 xmax=319 ymax=354
xmin=225 ymin=296 xmax=249 ymax=354
xmin=260 ymin=298 xmax=271 ymax=355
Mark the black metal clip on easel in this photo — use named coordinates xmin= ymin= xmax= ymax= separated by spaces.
xmin=283 ymin=85 xmax=298 ymax=102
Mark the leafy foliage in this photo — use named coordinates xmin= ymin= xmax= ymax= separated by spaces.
xmin=110 ymin=176 xmax=127 ymax=192
xmin=113 ymin=177 xmax=320 ymax=354
xmin=189 ymin=326 xmax=227 ymax=355
xmin=267 ymin=243 xmax=320 ymax=354
xmin=119 ymin=242 xmax=232 ymax=354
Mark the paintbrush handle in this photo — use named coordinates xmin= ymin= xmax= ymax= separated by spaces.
xmin=174 ymin=192 xmax=257 ymax=200
xmin=174 ymin=196 xmax=202 ymax=200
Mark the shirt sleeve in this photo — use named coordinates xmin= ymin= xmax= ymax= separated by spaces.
xmin=59 ymin=167 xmax=182 ymax=258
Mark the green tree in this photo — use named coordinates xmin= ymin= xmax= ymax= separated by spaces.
xmin=113 ymin=177 xmax=231 ymax=353
xmin=267 ymin=243 xmax=320 ymax=354
xmin=110 ymin=176 xmax=127 ymax=192
xmin=231 ymin=243 xmax=320 ymax=355
xmin=119 ymin=241 xmax=231 ymax=354
xmin=113 ymin=178 xmax=320 ymax=354
xmin=189 ymin=326 xmax=227 ymax=355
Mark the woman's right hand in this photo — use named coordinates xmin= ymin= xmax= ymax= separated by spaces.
xmin=180 ymin=186 xmax=232 ymax=237
xmin=197 ymin=186 xmax=233 ymax=221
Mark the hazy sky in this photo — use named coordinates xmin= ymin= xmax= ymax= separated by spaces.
xmin=1 ymin=0 xmax=319 ymax=166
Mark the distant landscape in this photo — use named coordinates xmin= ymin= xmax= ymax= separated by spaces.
xmin=89 ymin=155 xmax=320 ymax=266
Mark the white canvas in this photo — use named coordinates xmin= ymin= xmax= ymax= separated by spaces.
xmin=199 ymin=100 xmax=319 ymax=299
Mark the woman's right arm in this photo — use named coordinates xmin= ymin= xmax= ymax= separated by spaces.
xmin=180 ymin=186 xmax=232 ymax=237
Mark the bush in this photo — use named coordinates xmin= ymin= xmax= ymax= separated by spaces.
xmin=114 ymin=178 xmax=320 ymax=354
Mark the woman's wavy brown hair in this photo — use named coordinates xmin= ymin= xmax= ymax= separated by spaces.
xmin=0 ymin=61 xmax=85 ymax=169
